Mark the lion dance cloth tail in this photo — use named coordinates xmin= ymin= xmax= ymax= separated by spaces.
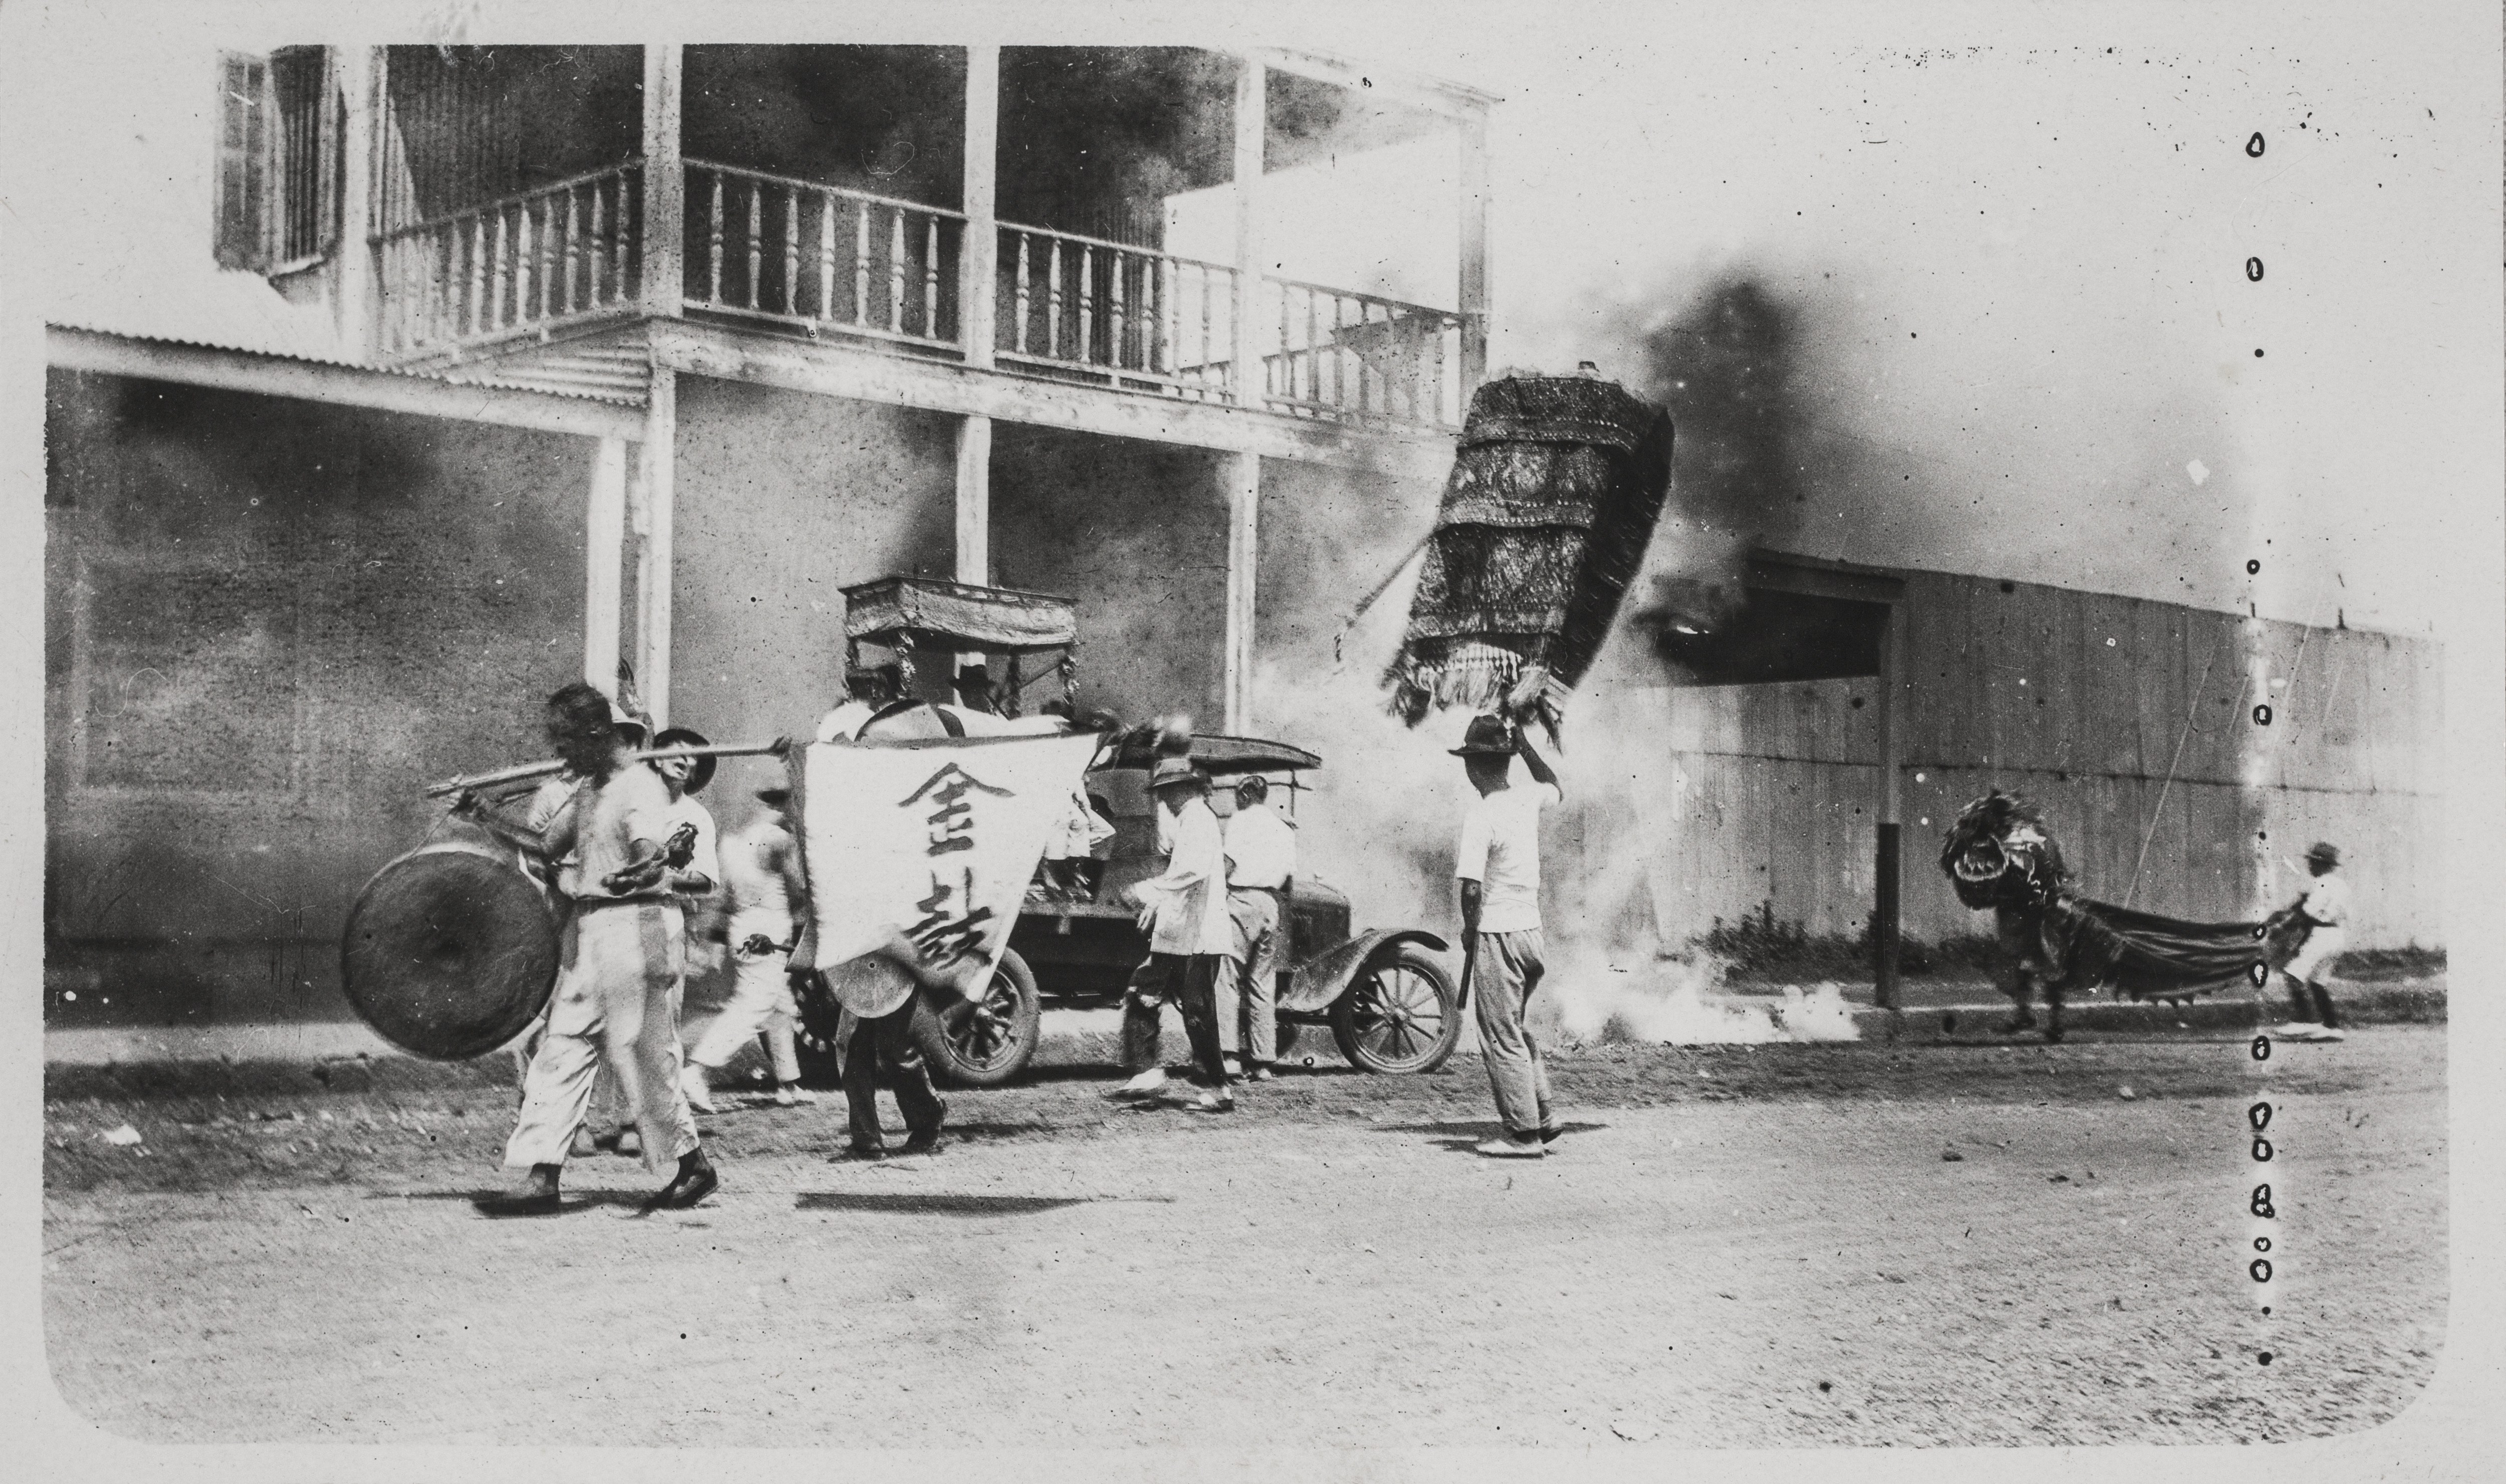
xmin=2042 ymin=895 xmax=2309 ymax=1000
xmin=1384 ymin=373 xmax=1674 ymax=728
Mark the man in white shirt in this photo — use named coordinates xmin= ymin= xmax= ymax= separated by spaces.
xmin=2274 ymin=841 xmax=2351 ymax=1043
xmin=1219 ymin=775 xmax=1296 ymax=1081
xmin=1116 ymin=757 xmax=1236 ymax=1110
xmin=683 ymin=786 xmax=815 ymax=1111
xmin=1452 ymin=698 xmax=1564 ymax=1158
xmin=495 ymin=688 xmax=722 ymax=1212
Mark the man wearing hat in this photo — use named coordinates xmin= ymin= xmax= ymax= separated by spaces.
xmin=2273 ymin=842 xmax=2352 ymax=1043
xmin=1452 ymin=673 xmax=1566 ymax=1158
xmin=494 ymin=691 xmax=723 ymax=1211
xmin=1218 ymin=775 xmax=1296 ymax=1081
xmin=1116 ymin=756 xmax=1237 ymax=1110
xmin=954 ymin=662 xmax=1003 ymax=716
xmin=684 ymin=783 xmax=816 ymax=1109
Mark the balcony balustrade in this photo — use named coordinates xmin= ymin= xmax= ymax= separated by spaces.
xmin=374 ymin=162 xmax=644 ymax=359
xmin=373 ymin=157 xmax=1472 ymax=432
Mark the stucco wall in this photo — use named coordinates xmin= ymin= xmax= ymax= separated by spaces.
xmin=44 ymin=369 xmax=593 ymax=1024
xmin=989 ymin=423 xmax=1229 ymax=727
xmin=666 ymin=377 xmax=958 ymax=804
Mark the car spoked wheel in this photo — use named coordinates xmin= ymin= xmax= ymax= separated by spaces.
xmin=950 ymin=974 xmax=1026 ymax=1069
xmin=1330 ymin=944 xmax=1461 ymax=1074
xmin=912 ymin=948 xmax=1042 ymax=1087
xmin=789 ymin=972 xmax=847 ymax=1088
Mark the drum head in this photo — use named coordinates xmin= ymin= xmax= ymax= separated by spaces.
xmin=341 ymin=842 xmax=560 ymax=1061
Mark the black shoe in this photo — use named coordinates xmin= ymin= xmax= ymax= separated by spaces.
xmin=475 ymin=1189 xmax=565 ymax=1217
xmin=900 ymin=1127 xmax=945 ymax=1154
xmin=841 ymin=1142 xmax=888 ymax=1161
xmin=1539 ymin=1125 xmax=1564 ymax=1145
xmin=648 ymin=1155 xmax=719 ymax=1211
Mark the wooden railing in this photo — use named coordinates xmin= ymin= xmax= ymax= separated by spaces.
xmin=373 ymin=162 xmax=644 ymax=358
xmin=995 ymin=223 xmax=1239 ymax=401
xmin=1259 ymin=277 xmax=1470 ymax=430
xmin=369 ymin=156 xmax=1475 ymax=434
xmin=683 ymin=161 xmax=963 ymax=350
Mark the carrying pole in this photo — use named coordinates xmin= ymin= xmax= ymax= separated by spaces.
xmin=424 ymin=741 xmax=785 ymax=799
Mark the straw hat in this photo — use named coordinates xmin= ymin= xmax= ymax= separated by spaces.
xmin=652 ymin=727 xmax=715 ymax=794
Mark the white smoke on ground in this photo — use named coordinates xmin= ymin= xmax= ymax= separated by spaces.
xmin=1531 ymin=946 xmax=1860 ymax=1046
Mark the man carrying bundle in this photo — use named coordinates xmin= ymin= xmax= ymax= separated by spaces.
xmin=492 ymin=687 xmax=722 ymax=1212
xmin=1452 ymin=672 xmax=1566 ymax=1159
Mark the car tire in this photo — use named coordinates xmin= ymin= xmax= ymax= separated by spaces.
xmin=791 ymin=971 xmax=846 ymax=1089
xmin=1330 ymin=943 xmax=1463 ymax=1074
xmin=911 ymin=949 xmax=1043 ymax=1088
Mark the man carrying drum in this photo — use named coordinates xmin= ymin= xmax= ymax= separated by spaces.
xmin=489 ymin=686 xmax=724 ymax=1212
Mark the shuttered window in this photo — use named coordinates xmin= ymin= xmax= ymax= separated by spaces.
xmin=213 ymin=47 xmax=339 ymax=274
xmin=213 ymin=53 xmax=270 ymax=270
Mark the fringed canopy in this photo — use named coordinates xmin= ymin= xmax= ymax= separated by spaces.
xmin=1385 ymin=374 xmax=1673 ymax=726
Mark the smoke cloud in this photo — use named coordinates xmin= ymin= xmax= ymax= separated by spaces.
xmin=1251 ymin=280 xmax=1875 ymax=1046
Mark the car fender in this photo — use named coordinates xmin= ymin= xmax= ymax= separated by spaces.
xmin=1279 ymin=927 xmax=1452 ymax=1015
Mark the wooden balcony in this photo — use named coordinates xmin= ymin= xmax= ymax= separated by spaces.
xmin=373 ymin=157 xmax=1475 ymax=433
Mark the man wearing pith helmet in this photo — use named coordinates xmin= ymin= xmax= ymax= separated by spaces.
xmin=1453 ymin=667 xmax=1566 ymax=1158
xmin=2273 ymin=841 xmax=2351 ymax=1043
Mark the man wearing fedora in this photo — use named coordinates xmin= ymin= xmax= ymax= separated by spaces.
xmin=684 ymin=783 xmax=816 ymax=1110
xmin=1453 ymin=671 xmax=1566 ymax=1158
xmin=2273 ymin=841 xmax=2352 ymax=1043
xmin=1115 ymin=756 xmax=1238 ymax=1111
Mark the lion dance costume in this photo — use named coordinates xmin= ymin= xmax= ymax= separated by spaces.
xmin=1938 ymin=791 xmax=2308 ymax=1042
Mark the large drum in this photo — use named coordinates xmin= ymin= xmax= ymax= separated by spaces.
xmin=340 ymin=838 xmax=561 ymax=1060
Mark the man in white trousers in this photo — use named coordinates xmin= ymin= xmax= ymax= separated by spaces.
xmin=492 ymin=688 xmax=721 ymax=1212
xmin=1218 ymin=775 xmax=1295 ymax=1082
xmin=2273 ymin=841 xmax=2352 ymax=1043
xmin=684 ymin=786 xmax=815 ymax=1109
xmin=1452 ymin=671 xmax=1566 ymax=1159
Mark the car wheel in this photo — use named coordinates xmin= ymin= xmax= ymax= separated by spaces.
xmin=791 ymin=971 xmax=846 ymax=1089
xmin=1330 ymin=944 xmax=1461 ymax=1074
xmin=911 ymin=949 xmax=1043 ymax=1088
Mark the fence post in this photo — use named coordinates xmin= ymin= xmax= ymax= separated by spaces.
xmin=1874 ymin=597 xmax=1906 ymax=1032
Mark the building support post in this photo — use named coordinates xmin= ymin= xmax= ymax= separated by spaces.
xmin=960 ymin=45 xmax=999 ymax=369
xmin=1873 ymin=599 xmax=1906 ymax=1031
xmin=634 ymin=368 xmax=677 ymax=725
xmin=1222 ymin=450 xmax=1260 ymax=733
xmin=956 ymin=415 xmax=992 ymax=585
xmin=1230 ymin=58 xmax=1265 ymax=409
xmin=585 ymin=438 xmax=629 ymax=690
xmin=640 ymin=43 xmax=685 ymax=317
xmin=1456 ymin=110 xmax=1491 ymax=400
xmin=335 ymin=46 xmax=379 ymax=357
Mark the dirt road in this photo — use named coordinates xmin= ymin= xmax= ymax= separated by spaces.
xmin=43 ymin=1026 xmax=2445 ymax=1448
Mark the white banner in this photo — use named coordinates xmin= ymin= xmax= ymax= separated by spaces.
xmin=795 ymin=732 xmax=1103 ymax=1014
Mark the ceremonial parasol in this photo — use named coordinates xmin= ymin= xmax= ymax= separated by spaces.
xmin=1385 ymin=368 xmax=1674 ymax=728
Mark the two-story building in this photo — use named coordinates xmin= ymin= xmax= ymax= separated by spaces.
xmin=45 ymin=42 xmax=1497 ymax=1025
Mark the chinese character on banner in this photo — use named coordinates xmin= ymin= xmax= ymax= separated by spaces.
xmin=797 ymin=732 xmax=1104 ymax=1010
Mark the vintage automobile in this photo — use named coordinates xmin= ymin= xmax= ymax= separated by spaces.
xmin=789 ymin=577 xmax=1462 ymax=1089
